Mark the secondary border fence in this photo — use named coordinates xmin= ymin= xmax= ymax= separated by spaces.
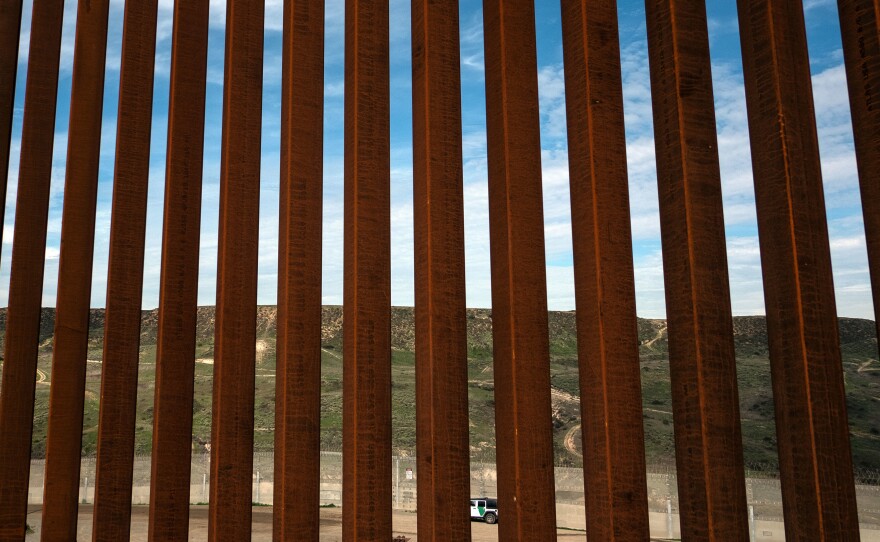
xmin=2 ymin=0 xmax=880 ymax=540
xmin=25 ymin=453 xmax=880 ymax=536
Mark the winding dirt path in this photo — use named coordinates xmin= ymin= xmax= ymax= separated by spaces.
xmin=643 ymin=323 xmax=667 ymax=350
xmin=858 ymin=360 xmax=878 ymax=373
xmin=564 ymin=424 xmax=582 ymax=459
xmin=321 ymin=347 xmax=341 ymax=360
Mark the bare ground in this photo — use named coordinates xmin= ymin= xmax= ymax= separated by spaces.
xmin=26 ymin=505 xmax=590 ymax=541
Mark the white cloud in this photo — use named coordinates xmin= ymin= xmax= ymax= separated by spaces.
xmin=537 ymin=64 xmax=567 ymax=139
xmin=459 ymin=9 xmax=485 ymax=74
xmin=804 ymin=0 xmax=835 ymax=11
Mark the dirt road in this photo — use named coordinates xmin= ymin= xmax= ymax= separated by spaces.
xmin=25 ymin=504 xmax=589 ymax=541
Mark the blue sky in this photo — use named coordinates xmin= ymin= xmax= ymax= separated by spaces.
xmin=1 ymin=0 xmax=874 ymax=321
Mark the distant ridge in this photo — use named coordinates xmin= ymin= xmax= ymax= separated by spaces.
xmin=0 ymin=305 xmax=875 ymax=357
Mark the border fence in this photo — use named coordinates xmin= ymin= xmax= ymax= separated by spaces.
xmin=24 ymin=452 xmax=880 ymax=540
xmin=1 ymin=0 xmax=879 ymax=540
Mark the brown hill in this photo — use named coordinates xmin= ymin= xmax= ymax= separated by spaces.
xmin=0 ymin=306 xmax=876 ymax=472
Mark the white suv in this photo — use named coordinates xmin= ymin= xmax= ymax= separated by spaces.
xmin=470 ymin=497 xmax=499 ymax=524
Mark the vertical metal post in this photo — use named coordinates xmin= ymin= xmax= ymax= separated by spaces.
xmin=560 ymin=1 xmax=649 ymax=538
xmin=0 ymin=0 xmax=64 ymax=536
xmin=41 ymin=0 xmax=111 ymax=538
xmin=91 ymin=0 xmax=159 ymax=539
xmin=411 ymin=0 xmax=471 ymax=539
xmin=482 ymin=0 xmax=557 ymax=539
xmin=273 ymin=0 xmax=324 ymax=540
xmin=207 ymin=0 xmax=264 ymax=538
xmin=737 ymin=0 xmax=861 ymax=538
xmin=645 ymin=1 xmax=749 ymax=538
xmin=837 ymin=0 xmax=880 ymax=341
xmin=203 ymin=474 xmax=208 ymax=501
xmin=395 ymin=457 xmax=400 ymax=510
xmin=147 ymin=0 xmax=210 ymax=539
xmin=342 ymin=0 xmax=391 ymax=540
xmin=256 ymin=471 xmax=261 ymax=504
xmin=0 ymin=0 xmax=23 ymax=242
xmin=667 ymin=498 xmax=673 ymax=539
xmin=749 ymin=505 xmax=755 ymax=542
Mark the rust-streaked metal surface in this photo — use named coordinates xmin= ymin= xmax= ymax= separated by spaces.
xmin=0 ymin=0 xmax=23 ymax=246
xmin=40 ymin=0 xmax=111 ymax=538
xmin=644 ymin=1 xmax=749 ymax=539
xmin=0 ymin=0 xmax=64 ymax=538
xmin=560 ymin=1 xmax=650 ymax=539
xmin=207 ymin=0 xmax=264 ymax=538
xmin=273 ymin=0 xmax=324 ymax=540
xmin=482 ymin=1 xmax=557 ymax=539
xmin=342 ymin=0 xmax=391 ymax=539
xmin=737 ymin=1 xmax=861 ymax=538
xmin=838 ymin=0 xmax=880 ymax=341
xmin=411 ymin=0 xmax=471 ymax=540
xmin=91 ymin=0 xmax=159 ymax=539
xmin=147 ymin=0 xmax=209 ymax=539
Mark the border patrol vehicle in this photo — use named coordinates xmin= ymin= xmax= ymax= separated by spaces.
xmin=470 ymin=497 xmax=498 ymax=524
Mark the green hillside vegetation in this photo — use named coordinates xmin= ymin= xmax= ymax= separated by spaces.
xmin=0 ymin=306 xmax=878 ymax=475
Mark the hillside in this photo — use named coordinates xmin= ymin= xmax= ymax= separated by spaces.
xmin=0 ymin=306 xmax=877 ymax=474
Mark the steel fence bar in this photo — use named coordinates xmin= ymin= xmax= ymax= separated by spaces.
xmin=737 ymin=0 xmax=861 ymax=538
xmin=207 ymin=0 xmax=264 ymax=538
xmin=644 ymin=1 xmax=750 ymax=539
xmin=560 ymin=0 xmax=650 ymax=539
xmin=342 ymin=0 xmax=392 ymax=539
xmin=482 ymin=0 xmax=557 ymax=539
xmin=837 ymin=0 xmax=880 ymax=342
xmin=273 ymin=0 xmax=324 ymax=539
xmin=0 ymin=0 xmax=23 ymax=247
xmin=147 ymin=0 xmax=210 ymax=538
xmin=91 ymin=0 xmax=159 ymax=539
xmin=411 ymin=0 xmax=471 ymax=539
xmin=40 ymin=0 xmax=111 ymax=537
xmin=0 ymin=0 xmax=65 ymax=538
